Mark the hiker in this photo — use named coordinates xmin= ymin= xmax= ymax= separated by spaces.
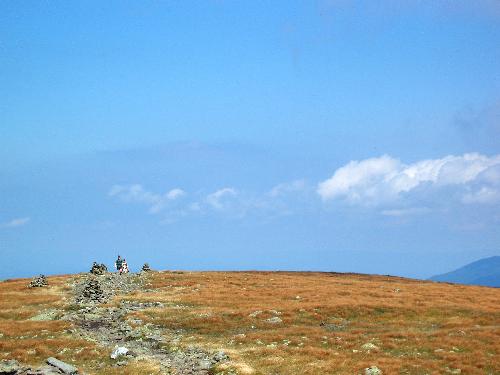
xmin=121 ymin=259 xmax=130 ymax=274
xmin=115 ymin=255 xmax=123 ymax=273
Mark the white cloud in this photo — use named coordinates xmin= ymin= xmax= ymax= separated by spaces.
xmin=381 ymin=207 xmax=431 ymax=217
xmin=206 ymin=188 xmax=237 ymax=210
xmin=462 ymin=187 xmax=500 ymax=204
xmin=1 ymin=217 xmax=30 ymax=228
xmin=166 ymin=188 xmax=185 ymax=200
xmin=317 ymin=153 xmax=500 ymax=206
xmin=269 ymin=179 xmax=306 ymax=197
xmin=109 ymin=184 xmax=185 ymax=213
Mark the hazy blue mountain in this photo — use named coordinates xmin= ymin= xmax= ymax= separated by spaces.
xmin=429 ymin=256 xmax=500 ymax=287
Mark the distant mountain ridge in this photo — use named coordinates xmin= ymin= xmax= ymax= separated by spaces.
xmin=429 ymin=256 xmax=500 ymax=287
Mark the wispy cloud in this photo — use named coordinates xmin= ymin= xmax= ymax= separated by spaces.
xmin=1 ymin=217 xmax=30 ymax=228
xmin=317 ymin=153 xmax=500 ymax=207
xmin=269 ymin=179 xmax=306 ymax=197
xmin=206 ymin=188 xmax=237 ymax=210
xmin=109 ymin=180 xmax=312 ymax=223
xmin=462 ymin=187 xmax=500 ymax=204
xmin=108 ymin=184 xmax=186 ymax=214
xmin=381 ymin=207 xmax=431 ymax=217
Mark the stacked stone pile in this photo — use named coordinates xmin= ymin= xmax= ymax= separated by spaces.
xmin=28 ymin=275 xmax=48 ymax=288
xmin=141 ymin=263 xmax=151 ymax=272
xmin=90 ymin=262 xmax=108 ymax=275
xmin=76 ymin=279 xmax=106 ymax=304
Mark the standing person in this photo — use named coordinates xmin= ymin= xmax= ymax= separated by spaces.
xmin=115 ymin=255 xmax=123 ymax=273
xmin=121 ymin=259 xmax=129 ymax=274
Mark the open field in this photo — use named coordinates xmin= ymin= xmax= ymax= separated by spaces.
xmin=0 ymin=271 xmax=499 ymax=374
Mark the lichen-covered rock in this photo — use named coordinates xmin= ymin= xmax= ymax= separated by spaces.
xmin=365 ymin=366 xmax=383 ymax=375
xmin=46 ymin=357 xmax=78 ymax=374
xmin=110 ymin=346 xmax=129 ymax=359
xmin=28 ymin=275 xmax=48 ymax=288
xmin=361 ymin=342 xmax=379 ymax=351
xmin=265 ymin=316 xmax=283 ymax=324
xmin=0 ymin=359 xmax=22 ymax=374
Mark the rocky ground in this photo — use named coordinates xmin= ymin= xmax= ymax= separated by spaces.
xmin=1 ymin=271 xmax=230 ymax=375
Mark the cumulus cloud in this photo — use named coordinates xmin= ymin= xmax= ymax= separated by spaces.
xmin=109 ymin=184 xmax=185 ymax=213
xmin=317 ymin=153 xmax=500 ymax=206
xmin=1 ymin=217 xmax=30 ymax=228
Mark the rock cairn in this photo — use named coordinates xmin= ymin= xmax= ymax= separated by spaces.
xmin=77 ymin=279 xmax=106 ymax=303
xmin=28 ymin=275 xmax=48 ymax=288
xmin=141 ymin=263 xmax=151 ymax=272
xmin=90 ymin=262 xmax=108 ymax=275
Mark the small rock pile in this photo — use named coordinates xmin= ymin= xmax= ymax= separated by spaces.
xmin=90 ymin=262 xmax=108 ymax=275
xmin=76 ymin=279 xmax=106 ymax=303
xmin=141 ymin=263 xmax=151 ymax=272
xmin=28 ymin=275 xmax=48 ymax=288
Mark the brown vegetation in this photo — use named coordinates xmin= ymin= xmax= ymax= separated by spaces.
xmin=1 ymin=271 xmax=498 ymax=374
xmin=133 ymin=271 xmax=499 ymax=374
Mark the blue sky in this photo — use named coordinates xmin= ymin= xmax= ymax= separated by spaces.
xmin=1 ymin=1 xmax=499 ymax=279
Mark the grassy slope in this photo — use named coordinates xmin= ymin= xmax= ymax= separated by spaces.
xmin=1 ymin=271 xmax=499 ymax=374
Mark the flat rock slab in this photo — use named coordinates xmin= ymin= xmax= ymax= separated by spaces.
xmin=46 ymin=358 xmax=78 ymax=374
xmin=0 ymin=359 xmax=23 ymax=374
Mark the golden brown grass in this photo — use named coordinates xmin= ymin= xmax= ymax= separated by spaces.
xmin=129 ymin=271 xmax=500 ymax=374
xmin=0 ymin=275 xmax=109 ymax=374
xmin=1 ymin=271 xmax=499 ymax=374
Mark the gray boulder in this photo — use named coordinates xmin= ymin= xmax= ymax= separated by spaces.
xmin=46 ymin=357 xmax=78 ymax=374
xmin=0 ymin=359 xmax=22 ymax=374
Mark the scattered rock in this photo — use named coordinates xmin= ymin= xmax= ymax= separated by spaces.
xmin=213 ymin=351 xmax=229 ymax=362
xmin=28 ymin=275 xmax=48 ymax=288
xmin=110 ymin=346 xmax=129 ymax=359
xmin=29 ymin=309 xmax=60 ymax=321
xmin=141 ymin=263 xmax=151 ymax=272
xmin=365 ymin=366 xmax=382 ymax=375
xmin=35 ymin=364 xmax=65 ymax=374
xmin=320 ymin=321 xmax=347 ymax=332
xmin=266 ymin=317 xmax=283 ymax=324
xmin=361 ymin=342 xmax=379 ymax=351
xmin=46 ymin=357 xmax=78 ymax=374
xmin=90 ymin=262 xmax=108 ymax=275
xmin=0 ymin=359 xmax=22 ymax=374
